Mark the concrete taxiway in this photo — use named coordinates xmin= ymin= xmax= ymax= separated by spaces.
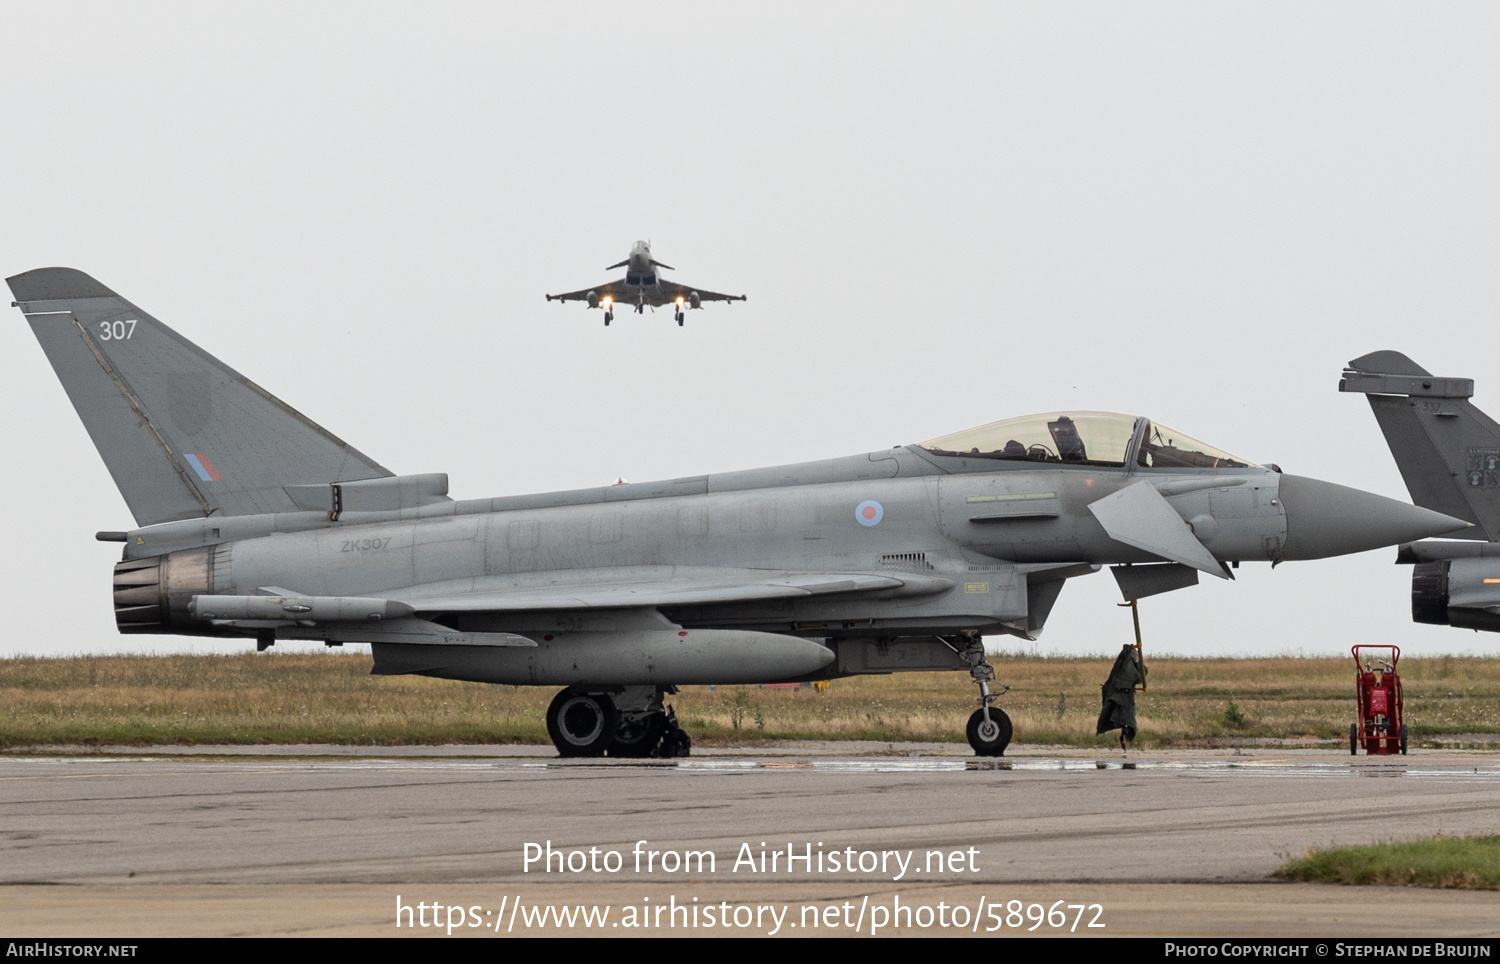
xmin=2 ymin=745 xmax=1497 ymax=936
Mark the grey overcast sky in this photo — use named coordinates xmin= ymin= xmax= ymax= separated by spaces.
xmin=3 ymin=2 xmax=1499 ymax=658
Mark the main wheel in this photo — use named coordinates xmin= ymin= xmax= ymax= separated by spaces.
xmin=608 ymin=713 xmax=666 ymax=758
xmin=1400 ymin=723 xmax=1408 ymax=755
xmin=1350 ymin=723 xmax=1358 ymax=756
xmin=966 ymin=707 xmax=1013 ymax=757
xmin=546 ymin=690 xmax=619 ymax=757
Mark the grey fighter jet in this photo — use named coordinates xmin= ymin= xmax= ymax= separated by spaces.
xmin=545 ymin=241 xmax=745 ymax=326
xmin=7 ymin=268 xmax=1465 ymax=757
xmin=1341 ymin=351 xmax=1500 ymax=632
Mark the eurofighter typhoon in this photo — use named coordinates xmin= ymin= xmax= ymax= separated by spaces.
xmin=545 ymin=241 xmax=745 ymax=326
xmin=8 ymin=268 xmax=1466 ymax=756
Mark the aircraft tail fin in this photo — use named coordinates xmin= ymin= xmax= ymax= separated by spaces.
xmin=1341 ymin=350 xmax=1498 ymax=540
xmin=8 ymin=267 xmax=393 ymax=527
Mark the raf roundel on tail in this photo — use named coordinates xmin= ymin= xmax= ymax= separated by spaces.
xmin=6 ymin=267 xmax=1469 ymax=757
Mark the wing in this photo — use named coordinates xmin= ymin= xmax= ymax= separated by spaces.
xmin=544 ymin=280 xmax=635 ymax=303
xmin=655 ymin=280 xmax=747 ymax=304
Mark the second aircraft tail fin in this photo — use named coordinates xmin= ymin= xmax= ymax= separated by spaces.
xmin=8 ymin=267 xmax=394 ymax=527
xmin=1341 ymin=350 xmax=1497 ymax=541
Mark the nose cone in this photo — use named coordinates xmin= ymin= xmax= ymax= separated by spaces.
xmin=1279 ymin=474 xmax=1471 ymax=560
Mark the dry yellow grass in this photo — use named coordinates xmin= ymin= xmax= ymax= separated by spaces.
xmin=2 ymin=651 xmax=1499 ymax=748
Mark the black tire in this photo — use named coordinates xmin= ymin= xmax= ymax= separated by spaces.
xmin=966 ymin=707 xmax=1013 ymax=757
xmin=608 ymin=713 xmax=666 ymax=758
xmin=1350 ymin=723 xmax=1358 ymax=756
xmin=1401 ymin=723 xmax=1408 ymax=755
xmin=676 ymin=313 xmax=684 ymax=326
xmin=546 ymin=690 xmax=618 ymax=758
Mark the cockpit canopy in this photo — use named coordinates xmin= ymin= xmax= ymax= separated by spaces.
xmin=916 ymin=412 xmax=1254 ymax=470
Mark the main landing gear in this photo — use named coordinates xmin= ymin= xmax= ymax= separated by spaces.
xmin=545 ymin=685 xmax=692 ymax=759
xmin=952 ymin=633 xmax=1012 ymax=756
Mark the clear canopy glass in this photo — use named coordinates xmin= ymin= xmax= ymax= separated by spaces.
xmin=918 ymin=412 xmax=1140 ymax=467
xmin=916 ymin=412 xmax=1257 ymax=470
xmin=1135 ymin=420 xmax=1254 ymax=469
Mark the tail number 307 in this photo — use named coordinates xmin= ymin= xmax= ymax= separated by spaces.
xmin=98 ymin=319 xmax=137 ymax=341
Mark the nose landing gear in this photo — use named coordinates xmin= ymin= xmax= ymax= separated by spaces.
xmin=944 ymin=634 xmax=1012 ymax=756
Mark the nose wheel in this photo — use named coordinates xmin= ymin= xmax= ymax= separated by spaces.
xmin=675 ymin=310 xmax=684 ymax=326
xmin=967 ymin=707 xmax=1013 ymax=756
xmin=604 ymin=310 xmax=613 ymax=326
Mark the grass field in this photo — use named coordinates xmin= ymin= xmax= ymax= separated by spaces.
xmin=1275 ymin=836 xmax=1500 ymax=890
xmin=2 ymin=650 xmax=1500 ymax=748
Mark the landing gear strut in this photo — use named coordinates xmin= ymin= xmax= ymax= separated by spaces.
xmin=956 ymin=634 xmax=1011 ymax=756
xmin=658 ymin=705 xmax=692 ymax=758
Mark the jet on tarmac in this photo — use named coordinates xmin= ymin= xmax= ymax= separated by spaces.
xmin=7 ymin=268 xmax=1465 ymax=757
xmin=545 ymin=241 xmax=745 ymax=326
xmin=1341 ymin=350 xmax=1500 ymax=632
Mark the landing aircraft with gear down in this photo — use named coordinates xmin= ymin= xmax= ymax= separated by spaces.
xmin=7 ymin=267 xmax=1467 ymax=756
xmin=544 ymin=241 xmax=745 ymax=326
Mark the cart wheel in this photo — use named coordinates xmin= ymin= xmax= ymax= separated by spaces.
xmin=1400 ymin=724 xmax=1408 ymax=755
xmin=1349 ymin=723 xmax=1358 ymax=756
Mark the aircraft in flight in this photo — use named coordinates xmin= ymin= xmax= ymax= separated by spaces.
xmin=7 ymin=268 xmax=1465 ymax=757
xmin=545 ymin=241 xmax=746 ymax=326
xmin=1341 ymin=350 xmax=1500 ymax=632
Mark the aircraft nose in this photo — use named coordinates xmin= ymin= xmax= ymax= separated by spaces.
xmin=1277 ymin=474 xmax=1470 ymax=560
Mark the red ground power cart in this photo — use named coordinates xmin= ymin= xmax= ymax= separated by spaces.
xmin=1350 ymin=644 xmax=1406 ymax=755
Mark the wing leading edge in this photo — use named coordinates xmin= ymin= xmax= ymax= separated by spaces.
xmin=545 ymin=279 xmax=746 ymax=308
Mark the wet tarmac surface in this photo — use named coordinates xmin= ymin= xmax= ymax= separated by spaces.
xmin=2 ymin=746 xmax=1497 ymax=936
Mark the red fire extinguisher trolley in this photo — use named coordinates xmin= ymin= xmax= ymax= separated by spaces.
xmin=1350 ymin=645 xmax=1406 ymax=756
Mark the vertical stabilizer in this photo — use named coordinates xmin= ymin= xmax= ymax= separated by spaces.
xmin=8 ymin=267 xmax=392 ymax=526
xmin=1341 ymin=350 xmax=1496 ymax=540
